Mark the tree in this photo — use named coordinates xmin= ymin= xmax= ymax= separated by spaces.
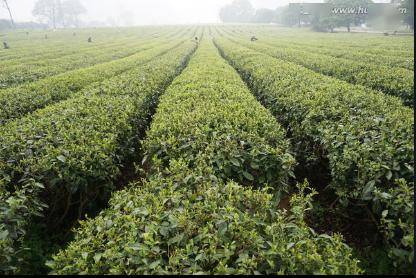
xmin=62 ymin=0 xmax=86 ymax=27
xmin=252 ymin=8 xmax=276 ymax=23
xmin=33 ymin=0 xmax=86 ymax=28
xmin=33 ymin=0 xmax=62 ymax=29
xmin=219 ymin=0 xmax=255 ymax=23
xmin=312 ymin=16 xmax=339 ymax=32
xmin=1 ymin=0 xmax=14 ymax=28
xmin=275 ymin=6 xmax=299 ymax=26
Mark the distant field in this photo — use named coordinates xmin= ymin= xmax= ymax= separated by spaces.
xmin=0 ymin=26 xmax=413 ymax=275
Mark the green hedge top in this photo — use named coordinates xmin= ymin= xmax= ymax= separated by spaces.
xmin=227 ymin=36 xmax=414 ymax=106
xmin=0 ymin=41 xmax=197 ymax=274
xmin=49 ymin=160 xmax=362 ymax=275
xmin=0 ymin=35 xmax=189 ymax=124
xmin=48 ymin=40 xmax=361 ymax=275
xmin=215 ymin=37 xmax=414 ymax=271
xmin=143 ymin=40 xmax=295 ymax=190
xmin=215 ymin=37 xmax=414 ymax=203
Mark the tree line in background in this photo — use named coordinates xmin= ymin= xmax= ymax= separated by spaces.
xmin=0 ymin=19 xmax=46 ymax=29
xmin=0 ymin=0 xmax=86 ymax=30
xmin=219 ymin=0 xmax=414 ymax=31
xmin=32 ymin=0 xmax=86 ymax=28
xmin=0 ymin=0 xmax=414 ymax=31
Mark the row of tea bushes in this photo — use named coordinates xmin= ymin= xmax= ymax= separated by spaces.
xmin=220 ymin=27 xmax=414 ymax=71
xmin=49 ymin=165 xmax=362 ymax=275
xmin=1 ymin=40 xmax=148 ymax=89
xmin=0 ymin=28 xmax=189 ymax=88
xmin=0 ymin=39 xmax=155 ymax=88
xmin=0 ymin=41 xmax=197 ymax=274
xmin=0 ymin=27 xmax=183 ymax=62
xmin=0 ymin=28 xmax=177 ymax=66
xmin=0 ymin=34 xmax=190 ymax=124
xmin=214 ymin=37 xmax=414 ymax=271
xmin=48 ymin=40 xmax=361 ymax=275
xmin=141 ymin=42 xmax=295 ymax=190
xmin=261 ymin=38 xmax=414 ymax=71
xmin=225 ymin=35 xmax=414 ymax=106
xmin=222 ymin=26 xmax=413 ymax=58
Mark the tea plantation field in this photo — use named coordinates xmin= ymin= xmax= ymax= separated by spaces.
xmin=0 ymin=26 xmax=413 ymax=275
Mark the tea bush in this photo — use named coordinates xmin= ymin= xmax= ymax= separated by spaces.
xmin=48 ymin=163 xmax=361 ymax=275
xmin=226 ymin=36 xmax=414 ymax=106
xmin=215 ymin=37 xmax=414 ymax=270
xmin=0 ymin=41 xmax=196 ymax=274
xmin=49 ymin=41 xmax=361 ymax=274
xmin=0 ymin=33 xmax=190 ymax=124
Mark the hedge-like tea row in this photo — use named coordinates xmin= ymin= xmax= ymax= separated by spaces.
xmin=0 ymin=35 xmax=189 ymax=124
xmin=221 ymin=25 xmax=413 ymax=58
xmin=214 ymin=37 xmax=414 ymax=270
xmin=142 ymin=41 xmax=295 ymax=189
xmin=0 ymin=28 xmax=174 ymax=66
xmin=0 ymin=41 xmax=197 ymax=274
xmin=0 ymin=28 xmax=188 ymax=88
xmin=0 ymin=27 xmax=181 ymax=62
xmin=260 ymin=38 xmax=414 ymax=71
xmin=215 ymin=37 xmax=414 ymax=195
xmin=0 ymin=38 xmax=143 ymax=87
xmin=49 ymin=164 xmax=361 ymax=275
xmin=226 ymin=36 xmax=414 ymax=106
xmin=0 ymin=39 xmax=157 ymax=88
xmin=219 ymin=27 xmax=414 ymax=71
xmin=48 ymin=41 xmax=361 ymax=275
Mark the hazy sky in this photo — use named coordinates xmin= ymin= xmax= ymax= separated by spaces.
xmin=0 ymin=0 xmax=392 ymax=25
